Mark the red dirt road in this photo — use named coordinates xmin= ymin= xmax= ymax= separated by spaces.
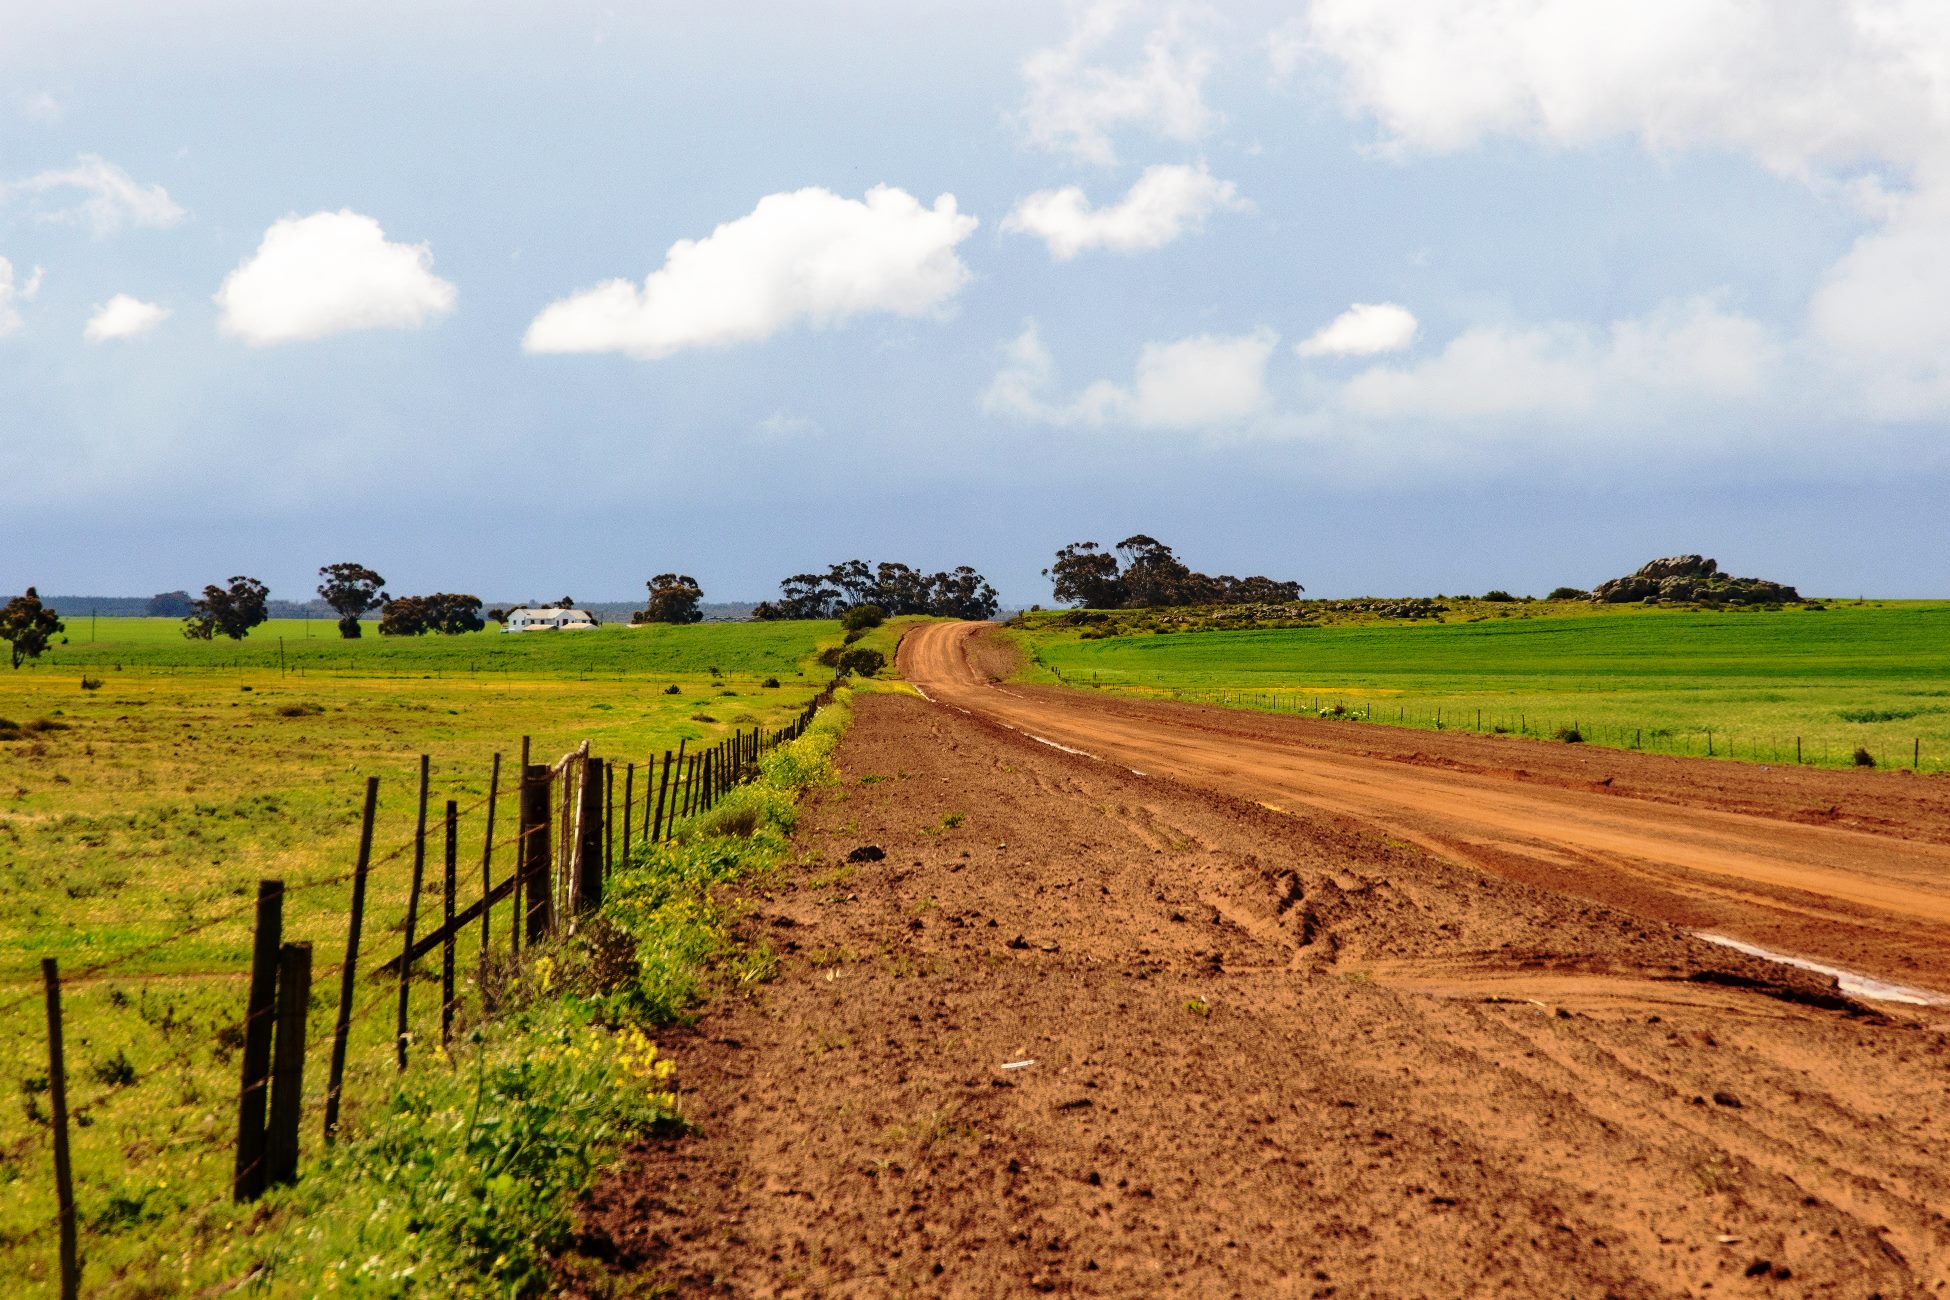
xmin=900 ymin=622 xmax=1950 ymax=995
xmin=569 ymin=637 xmax=1950 ymax=1297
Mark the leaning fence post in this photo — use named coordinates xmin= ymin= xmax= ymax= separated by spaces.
xmin=41 ymin=959 xmax=80 ymax=1300
xmin=512 ymin=739 xmax=529 ymax=958
xmin=396 ymin=755 xmax=430 ymax=1073
xmin=520 ymin=763 xmax=553 ymax=942
xmin=234 ymin=879 xmax=284 ymax=1201
xmin=324 ymin=777 xmax=379 ymax=1144
xmin=668 ymin=740 xmax=687 ymax=831
xmin=480 ymin=753 xmax=500 ymax=970
xmin=441 ymin=799 xmax=458 ymax=1053
xmin=267 ymin=941 xmax=312 ymax=1187
xmin=653 ymin=750 xmax=672 ymax=843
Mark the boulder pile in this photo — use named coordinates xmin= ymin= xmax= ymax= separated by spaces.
xmin=1590 ymin=556 xmax=1800 ymax=605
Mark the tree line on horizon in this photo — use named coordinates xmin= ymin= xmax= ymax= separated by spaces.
xmin=751 ymin=560 xmax=1000 ymax=621
xmin=1046 ymin=535 xmax=1303 ymax=609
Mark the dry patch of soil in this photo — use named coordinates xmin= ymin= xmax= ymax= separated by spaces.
xmin=565 ymin=691 xmax=1950 ymax=1297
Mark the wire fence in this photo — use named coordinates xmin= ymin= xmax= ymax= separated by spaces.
xmin=9 ymin=680 xmax=841 ymax=1298
xmin=1086 ymin=682 xmax=1949 ymax=774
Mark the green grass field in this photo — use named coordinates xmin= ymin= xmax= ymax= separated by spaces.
xmin=1007 ymin=600 xmax=1950 ymax=771
xmin=26 ymin=614 xmax=826 ymax=677
xmin=0 ymin=616 xmax=843 ymax=1294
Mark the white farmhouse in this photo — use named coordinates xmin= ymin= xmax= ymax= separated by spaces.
xmin=502 ymin=606 xmax=600 ymax=633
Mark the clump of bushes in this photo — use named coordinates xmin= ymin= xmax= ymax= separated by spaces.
xmin=1480 ymin=590 xmax=1517 ymax=603
xmin=1853 ymin=746 xmax=1876 ymax=768
xmin=1555 ymin=726 xmax=1584 ymax=744
xmin=1547 ymin=586 xmax=1588 ymax=601
xmin=837 ymin=647 xmax=886 ymax=677
xmin=840 ymin=603 xmax=885 ymax=632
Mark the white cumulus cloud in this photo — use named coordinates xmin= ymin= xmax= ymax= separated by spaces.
xmin=7 ymin=155 xmax=185 ymax=236
xmin=523 ymin=185 xmax=977 ymax=359
xmin=1337 ymin=297 xmax=1779 ymax=422
xmin=985 ymin=321 xmax=1277 ymax=430
xmin=1003 ymin=162 xmax=1247 ymax=258
xmin=84 ymin=294 xmax=170 ymax=342
xmin=1017 ymin=1 xmax=1219 ymax=165
xmin=1296 ymin=302 xmax=1419 ymax=357
xmin=0 ymin=257 xmax=44 ymax=335
xmin=215 ymin=210 xmax=457 ymax=346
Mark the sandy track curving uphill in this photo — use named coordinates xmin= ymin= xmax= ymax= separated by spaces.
xmin=899 ymin=621 xmax=1950 ymax=995
xmin=565 ymin=624 xmax=1950 ymax=1296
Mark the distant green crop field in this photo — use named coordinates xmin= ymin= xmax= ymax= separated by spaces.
xmin=1007 ymin=601 xmax=1950 ymax=771
xmin=25 ymin=615 xmax=832 ymax=678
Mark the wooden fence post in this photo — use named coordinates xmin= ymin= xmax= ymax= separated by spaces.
xmin=669 ymin=741 xmax=687 ymax=833
xmin=621 ymin=763 xmax=634 ymax=867
xmin=605 ymin=762 xmax=616 ymax=877
xmin=441 ymin=799 xmax=458 ymax=1053
xmin=653 ymin=750 xmax=672 ymax=843
xmin=396 ymin=755 xmax=430 ymax=1073
xmin=512 ymin=739 xmax=529 ymax=958
xmin=234 ymin=879 xmax=284 ymax=1201
xmin=41 ymin=959 xmax=79 ymax=1300
xmin=577 ymin=757 xmax=605 ymax=912
xmin=267 ymin=941 xmax=312 ymax=1187
xmin=520 ymin=763 xmax=552 ymax=942
xmin=324 ymin=777 xmax=379 ymax=1144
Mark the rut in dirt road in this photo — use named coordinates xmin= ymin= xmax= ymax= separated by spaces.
xmin=899 ymin=620 xmax=1950 ymax=994
xmin=567 ymin=688 xmax=1950 ymax=1298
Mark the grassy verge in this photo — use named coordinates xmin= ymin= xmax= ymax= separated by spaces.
xmin=34 ymin=690 xmax=850 ymax=1297
xmin=1004 ymin=601 xmax=1950 ymax=771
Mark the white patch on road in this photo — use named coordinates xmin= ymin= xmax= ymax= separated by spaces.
xmin=1694 ymin=932 xmax=1950 ymax=1006
xmin=1029 ymin=734 xmax=1098 ymax=759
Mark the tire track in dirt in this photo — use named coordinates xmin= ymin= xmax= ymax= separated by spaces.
xmin=566 ymin=687 xmax=1950 ymax=1296
xmin=902 ymin=621 xmax=1950 ymax=993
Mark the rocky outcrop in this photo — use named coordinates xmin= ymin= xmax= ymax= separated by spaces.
xmin=1591 ymin=556 xmax=1800 ymax=605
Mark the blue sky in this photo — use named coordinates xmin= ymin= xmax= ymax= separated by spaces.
xmin=4 ymin=0 xmax=1947 ymax=604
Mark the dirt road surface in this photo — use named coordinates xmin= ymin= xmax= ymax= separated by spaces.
xmin=900 ymin=622 xmax=1950 ymax=994
xmin=568 ymin=626 xmax=1950 ymax=1297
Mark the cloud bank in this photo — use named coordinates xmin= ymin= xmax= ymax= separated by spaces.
xmin=1301 ymin=0 xmax=1950 ymax=180
xmin=523 ymin=185 xmax=978 ymax=359
xmin=1003 ymin=161 xmax=1246 ymax=258
xmin=985 ymin=322 xmax=1277 ymax=430
xmin=214 ymin=210 xmax=457 ymax=346
xmin=1338 ymin=298 xmax=1778 ymax=423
